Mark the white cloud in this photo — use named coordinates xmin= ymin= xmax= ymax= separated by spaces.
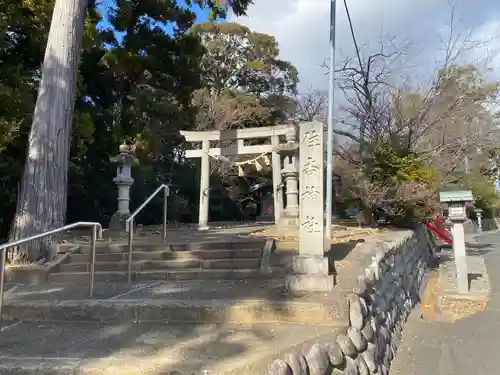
xmin=468 ymin=19 xmax=500 ymax=73
xmin=230 ymin=0 xmax=500 ymax=90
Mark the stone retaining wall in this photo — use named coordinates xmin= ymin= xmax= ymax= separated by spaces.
xmin=266 ymin=226 xmax=434 ymax=375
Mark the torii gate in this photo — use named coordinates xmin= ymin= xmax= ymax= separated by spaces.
xmin=180 ymin=124 xmax=297 ymax=229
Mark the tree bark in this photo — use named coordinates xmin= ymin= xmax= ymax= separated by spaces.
xmin=8 ymin=0 xmax=88 ymax=264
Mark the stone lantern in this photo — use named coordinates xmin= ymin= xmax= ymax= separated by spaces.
xmin=109 ymin=144 xmax=139 ymax=230
xmin=276 ymin=126 xmax=300 ymax=234
xmin=473 ymin=207 xmax=483 ymax=232
xmin=439 ymin=190 xmax=474 ymax=294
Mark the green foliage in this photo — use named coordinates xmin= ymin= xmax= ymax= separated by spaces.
xmin=369 ymin=143 xmax=436 ymax=184
xmin=462 ymin=150 xmax=500 ymax=217
xmin=64 ymin=0 xmax=207 ymax=226
xmin=191 ymin=22 xmax=297 ymax=96
xmin=190 ymin=21 xmax=298 ymax=129
xmin=465 ymin=177 xmax=500 ymax=217
xmin=0 ymin=0 xmax=55 ymax=235
xmin=187 ymin=0 xmax=253 ymax=19
xmin=0 ymin=0 xmax=277 ymax=242
xmin=358 ymin=141 xmax=437 ymax=225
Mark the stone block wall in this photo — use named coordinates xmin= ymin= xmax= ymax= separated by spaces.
xmin=266 ymin=226 xmax=434 ymax=375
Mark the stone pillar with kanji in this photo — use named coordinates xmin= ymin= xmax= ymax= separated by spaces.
xmin=285 ymin=122 xmax=334 ymax=293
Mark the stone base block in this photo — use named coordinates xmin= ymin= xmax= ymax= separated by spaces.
xmin=286 ymin=255 xmax=333 ymax=292
xmin=6 ymin=265 xmax=49 ymax=285
xmin=109 ymin=212 xmax=130 ymax=231
xmin=285 ymin=274 xmax=335 ymax=293
xmin=291 ymin=255 xmax=330 ymax=274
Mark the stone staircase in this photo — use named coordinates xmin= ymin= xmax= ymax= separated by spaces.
xmin=50 ymin=238 xmax=272 ymax=283
xmin=333 ymin=218 xmax=360 ymax=227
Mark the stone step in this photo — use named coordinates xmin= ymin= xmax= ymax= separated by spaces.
xmin=58 ymin=258 xmax=262 ymax=272
xmin=333 ymin=219 xmax=360 ymax=227
xmin=1 ymin=298 xmax=346 ymax=326
xmin=60 ymin=259 xmax=200 ymax=272
xmin=79 ymin=239 xmax=265 ymax=254
xmin=69 ymin=248 xmax=264 ymax=263
xmin=169 ymin=239 xmax=266 ymax=251
xmin=48 ymin=269 xmax=271 ymax=283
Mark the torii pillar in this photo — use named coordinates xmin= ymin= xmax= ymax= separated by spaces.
xmin=198 ymin=140 xmax=210 ymax=230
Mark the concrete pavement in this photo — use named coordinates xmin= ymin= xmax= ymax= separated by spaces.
xmin=0 ymin=320 xmax=339 ymax=375
xmin=391 ymin=230 xmax=500 ymax=375
xmin=0 ymin=279 xmax=349 ymax=374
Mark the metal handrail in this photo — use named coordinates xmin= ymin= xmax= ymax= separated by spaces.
xmin=0 ymin=221 xmax=102 ymax=324
xmin=125 ymin=184 xmax=169 ymax=284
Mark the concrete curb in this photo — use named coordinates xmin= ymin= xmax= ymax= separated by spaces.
xmin=260 ymin=238 xmax=276 ymax=275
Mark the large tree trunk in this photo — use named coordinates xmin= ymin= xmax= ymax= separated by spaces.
xmin=8 ymin=0 xmax=88 ymax=264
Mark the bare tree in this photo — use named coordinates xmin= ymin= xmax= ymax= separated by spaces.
xmin=326 ymin=0 xmax=500 ymax=222
xmin=9 ymin=0 xmax=88 ymax=264
xmin=333 ymin=0 xmax=499 ymax=171
xmin=192 ymin=88 xmax=267 ymax=131
xmin=292 ymin=89 xmax=328 ymax=122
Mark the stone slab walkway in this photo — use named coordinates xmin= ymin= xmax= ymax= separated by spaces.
xmin=0 ymin=279 xmax=349 ymax=374
xmin=64 ymin=222 xmax=273 ymax=246
xmin=0 ymin=280 xmax=351 ymax=374
xmin=1 ymin=279 xmax=350 ymax=326
xmin=390 ymin=230 xmax=500 ymax=375
xmin=0 ymin=320 xmax=339 ymax=375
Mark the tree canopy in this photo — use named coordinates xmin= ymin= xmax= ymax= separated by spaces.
xmin=0 ymin=0 xmax=298 ymax=263
xmin=190 ymin=22 xmax=298 ymax=130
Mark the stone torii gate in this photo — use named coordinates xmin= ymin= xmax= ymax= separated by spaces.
xmin=182 ymin=122 xmax=333 ymax=292
xmin=180 ymin=124 xmax=297 ymax=230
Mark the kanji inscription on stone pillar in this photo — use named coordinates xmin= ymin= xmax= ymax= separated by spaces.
xmin=285 ymin=121 xmax=333 ymax=292
xmin=299 ymin=122 xmax=325 ymax=253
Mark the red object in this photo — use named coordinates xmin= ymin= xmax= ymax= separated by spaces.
xmin=433 ymin=214 xmax=451 ymax=237
xmin=425 ymin=222 xmax=452 ymax=245
xmin=424 ymin=213 xmax=452 ymax=245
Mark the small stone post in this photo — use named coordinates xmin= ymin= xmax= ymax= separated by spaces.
xmin=451 ymin=222 xmax=469 ymax=293
xmin=285 ymin=122 xmax=334 ymax=293
xmin=271 ymin=134 xmax=283 ymax=224
xmin=109 ymin=144 xmax=138 ymax=230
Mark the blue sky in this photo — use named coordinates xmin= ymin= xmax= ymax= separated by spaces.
xmin=96 ymin=0 xmax=213 ymax=40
